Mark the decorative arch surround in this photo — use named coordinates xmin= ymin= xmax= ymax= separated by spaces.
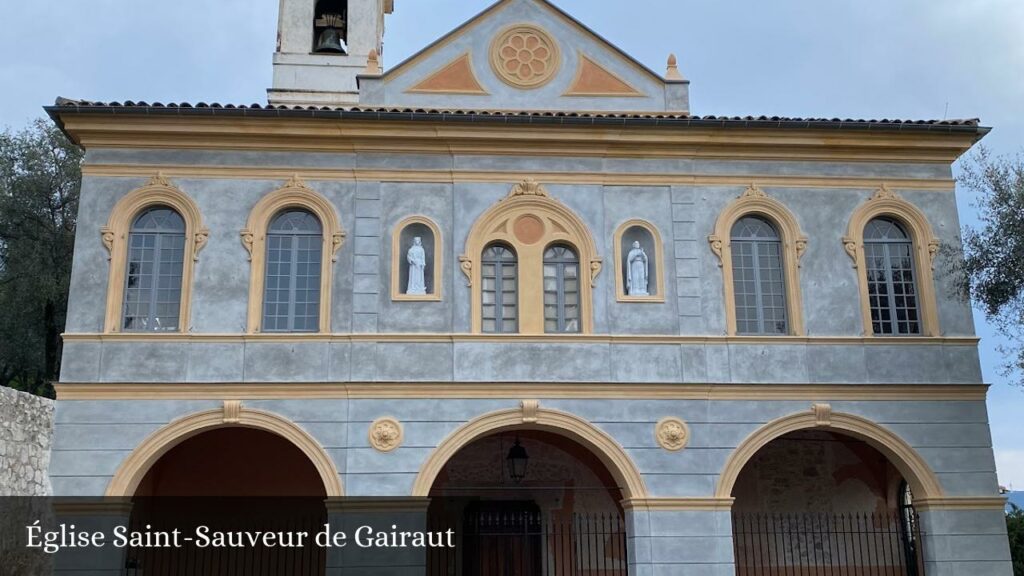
xmin=715 ymin=404 xmax=944 ymax=501
xmin=843 ymin=184 xmax=941 ymax=337
xmin=460 ymin=179 xmax=602 ymax=334
xmin=412 ymin=401 xmax=648 ymax=499
xmin=613 ymin=219 xmax=665 ymax=302
xmin=100 ymin=173 xmax=209 ymax=333
xmin=391 ymin=215 xmax=443 ymax=301
xmin=240 ymin=175 xmax=346 ymax=333
xmin=105 ymin=402 xmax=344 ymax=498
xmin=708 ymin=184 xmax=808 ymax=336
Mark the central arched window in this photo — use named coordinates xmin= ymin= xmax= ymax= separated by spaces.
xmin=262 ymin=209 xmax=324 ymax=333
xmin=730 ymin=216 xmax=788 ymax=335
xmin=543 ymin=245 xmax=581 ymax=333
xmin=481 ymin=243 xmax=518 ymax=334
xmin=864 ymin=217 xmax=920 ymax=335
xmin=122 ymin=207 xmax=186 ymax=332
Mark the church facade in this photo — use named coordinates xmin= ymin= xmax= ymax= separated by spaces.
xmin=47 ymin=0 xmax=1012 ymax=574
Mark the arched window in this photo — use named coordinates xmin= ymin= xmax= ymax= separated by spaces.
xmin=543 ymin=245 xmax=581 ymax=333
xmin=730 ymin=216 xmax=788 ymax=335
xmin=241 ymin=175 xmax=346 ymax=334
xmin=863 ymin=218 xmax=920 ymax=335
xmin=844 ymin=186 xmax=940 ymax=337
xmin=709 ymin=186 xmax=807 ymax=336
xmin=461 ymin=179 xmax=601 ymax=334
xmin=122 ymin=207 xmax=187 ymax=332
xmin=481 ymin=243 xmax=518 ymax=334
xmin=262 ymin=209 xmax=324 ymax=333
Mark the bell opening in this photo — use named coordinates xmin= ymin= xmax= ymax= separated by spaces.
xmin=313 ymin=0 xmax=348 ymax=54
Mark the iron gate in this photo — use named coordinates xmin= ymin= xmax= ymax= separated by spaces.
xmin=732 ymin=511 xmax=924 ymax=576
xmin=428 ymin=509 xmax=628 ymax=576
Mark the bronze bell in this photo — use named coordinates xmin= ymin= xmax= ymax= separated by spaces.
xmin=315 ymin=27 xmax=346 ymax=54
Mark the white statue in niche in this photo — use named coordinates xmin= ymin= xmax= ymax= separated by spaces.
xmin=626 ymin=240 xmax=650 ymax=296
xmin=406 ymin=236 xmax=428 ymax=295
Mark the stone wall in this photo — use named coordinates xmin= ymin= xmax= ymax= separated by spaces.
xmin=0 ymin=386 xmax=54 ymax=496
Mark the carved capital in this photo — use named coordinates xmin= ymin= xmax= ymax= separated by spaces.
xmin=194 ymin=228 xmax=210 ymax=261
xmin=842 ymin=236 xmax=859 ymax=268
xmin=222 ymin=400 xmax=242 ymax=424
xmin=332 ymin=231 xmax=347 ymax=262
xmin=813 ymin=403 xmax=832 ymax=427
xmin=240 ymin=229 xmax=255 ymax=261
xmin=521 ymin=400 xmax=540 ymax=423
xmin=708 ymin=234 xmax=724 ymax=265
xmin=459 ymin=255 xmax=473 ymax=287
xmin=871 ymin=183 xmax=899 ymax=201
xmin=742 ymin=183 xmax=768 ymax=199
xmin=369 ymin=417 xmax=404 ymax=452
xmin=795 ymin=236 xmax=809 ymax=265
xmin=283 ymin=173 xmax=310 ymax=191
xmin=508 ymin=178 xmax=550 ymax=199
xmin=927 ymin=239 xmax=941 ymax=269
xmin=147 ymin=172 xmax=174 ymax=188
xmin=655 ymin=417 xmax=690 ymax=451
xmin=100 ymin=226 xmax=116 ymax=258
xmin=589 ymin=258 xmax=602 ymax=288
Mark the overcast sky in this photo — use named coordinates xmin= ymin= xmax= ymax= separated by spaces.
xmin=2 ymin=0 xmax=1022 ymax=487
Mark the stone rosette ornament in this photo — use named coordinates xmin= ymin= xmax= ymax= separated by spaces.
xmin=491 ymin=25 xmax=559 ymax=88
xmin=655 ymin=417 xmax=690 ymax=451
xmin=369 ymin=417 xmax=404 ymax=452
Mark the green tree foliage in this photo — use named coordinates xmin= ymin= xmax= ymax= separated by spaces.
xmin=1009 ymin=504 xmax=1024 ymax=575
xmin=0 ymin=119 xmax=82 ymax=397
xmin=956 ymin=149 xmax=1024 ymax=387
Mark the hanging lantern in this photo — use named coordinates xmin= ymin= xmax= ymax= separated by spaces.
xmin=506 ymin=437 xmax=529 ymax=483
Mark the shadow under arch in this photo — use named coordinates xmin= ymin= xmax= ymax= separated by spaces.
xmin=412 ymin=403 xmax=648 ymax=500
xmin=105 ymin=404 xmax=343 ymax=498
xmin=715 ymin=406 xmax=944 ymax=500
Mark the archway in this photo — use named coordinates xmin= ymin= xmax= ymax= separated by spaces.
xmin=106 ymin=405 xmax=343 ymax=498
xmin=425 ymin=429 xmax=629 ymax=576
xmin=110 ymin=406 xmax=339 ymax=576
xmin=722 ymin=408 xmax=936 ymax=575
xmin=413 ymin=404 xmax=647 ymax=500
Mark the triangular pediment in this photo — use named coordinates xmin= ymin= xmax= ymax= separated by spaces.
xmin=358 ymin=0 xmax=688 ymax=113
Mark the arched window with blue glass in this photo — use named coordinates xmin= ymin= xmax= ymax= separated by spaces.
xmin=122 ymin=206 xmax=187 ymax=332
xmin=729 ymin=216 xmax=788 ymax=335
xmin=543 ymin=244 xmax=581 ymax=334
xmin=262 ymin=209 xmax=324 ymax=333
xmin=863 ymin=217 xmax=920 ymax=335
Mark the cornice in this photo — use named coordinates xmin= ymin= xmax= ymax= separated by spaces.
xmin=56 ymin=115 xmax=981 ymax=164
xmin=61 ymin=332 xmax=981 ymax=346
xmin=80 ymin=165 xmax=957 ymax=191
xmin=53 ymin=383 xmax=989 ymax=401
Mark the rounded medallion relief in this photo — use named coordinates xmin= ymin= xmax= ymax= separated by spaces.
xmin=491 ymin=25 xmax=560 ymax=88
xmin=513 ymin=214 xmax=546 ymax=244
xmin=369 ymin=417 xmax=404 ymax=453
xmin=655 ymin=417 xmax=690 ymax=452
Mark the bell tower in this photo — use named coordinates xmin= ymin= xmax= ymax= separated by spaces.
xmin=269 ymin=0 xmax=393 ymax=107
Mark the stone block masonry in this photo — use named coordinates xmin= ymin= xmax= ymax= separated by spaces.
xmin=0 ymin=386 xmax=54 ymax=496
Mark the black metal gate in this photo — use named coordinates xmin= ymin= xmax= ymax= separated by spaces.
xmin=732 ymin=511 xmax=925 ymax=576
xmin=428 ymin=507 xmax=628 ymax=576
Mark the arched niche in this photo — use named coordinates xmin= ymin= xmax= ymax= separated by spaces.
xmin=391 ymin=216 xmax=442 ymax=301
xmin=614 ymin=219 xmax=665 ymax=302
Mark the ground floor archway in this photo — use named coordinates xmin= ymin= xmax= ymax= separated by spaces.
xmin=425 ymin=428 xmax=629 ymax=576
xmin=729 ymin=428 xmax=925 ymax=575
xmin=115 ymin=408 xmax=336 ymax=575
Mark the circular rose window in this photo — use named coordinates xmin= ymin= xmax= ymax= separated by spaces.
xmin=491 ymin=25 xmax=560 ymax=88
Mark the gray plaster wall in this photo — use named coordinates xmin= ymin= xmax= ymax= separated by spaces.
xmin=47 ymin=396 xmax=1008 ymax=574
xmin=65 ymin=148 xmax=973 ymax=341
xmin=49 ymin=397 xmax=999 ymax=499
xmin=0 ymin=386 xmax=54 ymax=496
